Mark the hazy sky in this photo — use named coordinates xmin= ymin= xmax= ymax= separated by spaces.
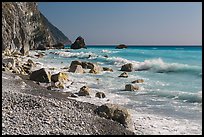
xmin=38 ymin=2 xmax=202 ymax=45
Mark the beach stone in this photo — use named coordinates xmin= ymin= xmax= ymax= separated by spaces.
xmin=55 ymin=81 xmax=65 ymax=89
xmin=119 ymin=72 xmax=128 ymax=78
xmin=131 ymin=79 xmax=144 ymax=83
xmin=115 ymin=44 xmax=127 ymax=49
xmin=30 ymin=68 xmax=51 ymax=83
xmin=71 ymin=36 xmax=86 ymax=49
xmin=68 ymin=65 xmax=84 ymax=74
xmin=51 ymin=72 xmax=68 ymax=83
xmin=121 ymin=63 xmax=133 ymax=72
xmin=89 ymin=64 xmax=103 ymax=74
xmin=94 ymin=103 xmax=132 ymax=129
xmin=78 ymin=86 xmax=91 ymax=96
xmin=81 ymin=62 xmax=94 ymax=69
xmin=125 ymin=84 xmax=139 ymax=91
xmin=70 ymin=60 xmax=82 ymax=67
xmin=95 ymin=92 xmax=106 ymax=98
xmin=103 ymin=67 xmax=113 ymax=72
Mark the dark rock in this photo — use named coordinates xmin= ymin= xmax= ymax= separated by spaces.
xmin=125 ymin=84 xmax=139 ymax=91
xmin=116 ymin=44 xmax=127 ymax=49
xmin=103 ymin=67 xmax=113 ymax=72
xmin=131 ymin=79 xmax=144 ymax=83
xmin=81 ymin=62 xmax=94 ymax=69
xmin=78 ymin=86 xmax=91 ymax=96
xmin=118 ymin=72 xmax=128 ymax=78
xmin=121 ymin=63 xmax=133 ymax=72
xmin=95 ymin=92 xmax=106 ymax=98
xmin=70 ymin=60 xmax=82 ymax=67
xmin=71 ymin=36 xmax=86 ymax=49
xmin=30 ymin=68 xmax=51 ymax=83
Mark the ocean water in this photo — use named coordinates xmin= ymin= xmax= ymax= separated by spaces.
xmin=30 ymin=45 xmax=202 ymax=125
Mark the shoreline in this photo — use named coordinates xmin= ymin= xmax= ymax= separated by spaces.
xmin=2 ymin=49 xmax=202 ymax=135
xmin=2 ymin=71 xmax=135 ymax=135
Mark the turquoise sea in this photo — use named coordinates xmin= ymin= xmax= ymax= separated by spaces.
xmin=33 ymin=45 xmax=202 ymax=124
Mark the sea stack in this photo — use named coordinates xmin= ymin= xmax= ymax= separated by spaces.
xmin=71 ymin=36 xmax=86 ymax=49
xmin=115 ymin=44 xmax=127 ymax=49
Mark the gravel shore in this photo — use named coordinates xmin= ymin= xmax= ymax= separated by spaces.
xmin=2 ymin=71 xmax=135 ymax=135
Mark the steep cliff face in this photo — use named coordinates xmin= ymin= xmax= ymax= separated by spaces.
xmin=2 ymin=2 xmax=71 ymax=55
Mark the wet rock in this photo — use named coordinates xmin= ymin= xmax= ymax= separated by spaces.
xmin=89 ymin=64 xmax=103 ymax=74
xmin=30 ymin=68 xmax=51 ymax=83
xmin=51 ymin=72 xmax=68 ymax=83
xmin=78 ymin=86 xmax=91 ymax=96
xmin=118 ymin=72 xmax=128 ymax=78
xmin=71 ymin=36 xmax=86 ymax=49
xmin=81 ymin=62 xmax=94 ymax=69
xmin=115 ymin=44 xmax=127 ymax=49
xmin=70 ymin=60 xmax=82 ymax=67
xmin=121 ymin=63 xmax=133 ymax=72
xmin=68 ymin=65 xmax=84 ymax=74
xmin=125 ymin=84 xmax=139 ymax=91
xmin=131 ymin=79 xmax=144 ymax=83
xmin=95 ymin=92 xmax=106 ymax=98
xmin=103 ymin=67 xmax=113 ymax=72
xmin=94 ymin=103 xmax=132 ymax=129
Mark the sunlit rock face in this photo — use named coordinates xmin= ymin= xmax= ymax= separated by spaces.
xmin=2 ymin=2 xmax=71 ymax=55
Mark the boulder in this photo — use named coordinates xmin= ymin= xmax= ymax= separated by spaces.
xmin=51 ymin=72 xmax=68 ymax=83
xmin=118 ymin=72 xmax=128 ymax=78
xmin=89 ymin=64 xmax=103 ymax=74
xmin=94 ymin=103 xmax=132 ymax=129
xmin=78 ymin=86 xmax=91 ymax=96
xmin=103 ymin=67 xmax=113 ymax=72
xmin=115 ymin=44 xmax=127 ymax=49
xmin=121 ymin=63 xmax=133 ymax=72
xmin=68 ymin=65 xmax=84 ymax=74
xmin=95 ymin=92 xmax=106 ymax=98
xmin=71 ymin=36 xmax=86 ymax=49
xmin=30 ymin=68 xmax=51 ymax=83
xmin=81 ymin=62 xmax=94 ymax=69
xmin=125 ymin=84 xmax=139 ymax=91
xmin=131 ymin=79 xmax=144 ymax=83
xmin=20 ymin=45 xmax=29 ymax=56
xmin=70 ymin=60 xmax=82 ymax=67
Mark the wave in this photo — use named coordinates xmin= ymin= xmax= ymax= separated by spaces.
xmin=149 ymin=90 xmax=202 ymax=104
xmin=106 ymin=57 xmax=201 ymax=75
xmin=53 ymin=51 xmax=97 ymax=59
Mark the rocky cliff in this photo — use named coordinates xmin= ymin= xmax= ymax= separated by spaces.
xmin=2 ymin=2 xmax=71 ymax=55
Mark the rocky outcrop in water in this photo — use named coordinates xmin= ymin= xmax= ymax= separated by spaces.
xmin=71 ymin=36 xmax=86 ymax=49
xmin=2 ymin=2 xmax=71 ymax=56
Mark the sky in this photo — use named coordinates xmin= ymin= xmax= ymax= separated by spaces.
xmin=38 ymin=2 xmax=202 ymax=45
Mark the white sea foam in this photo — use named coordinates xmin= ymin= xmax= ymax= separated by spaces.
xmin=55 ymin=51 xmax=97 ymax=58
